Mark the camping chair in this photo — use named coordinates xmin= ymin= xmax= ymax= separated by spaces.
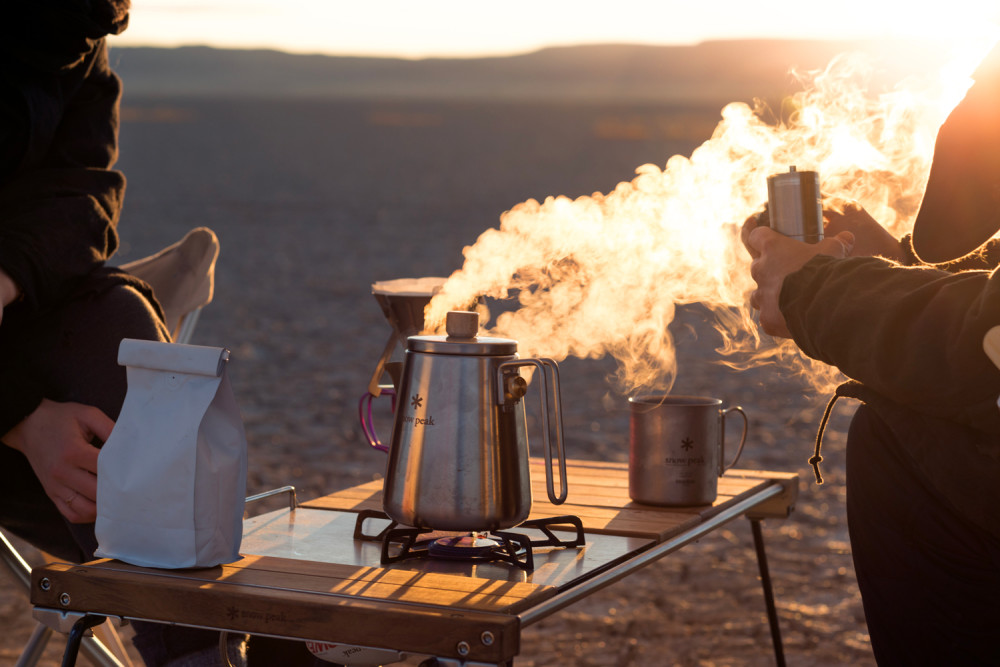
xmin=2 ymin=227 xmax=220 ymax=667
xmin=121 ymin=227 xmax=220 ymax=344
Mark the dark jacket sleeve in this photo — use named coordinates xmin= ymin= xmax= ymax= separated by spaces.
xmin=0 ymin=35 xmax=125 ymax=435
xmin=780 ymin=254 xmax=1000 ymax=434
xmin=0 ymin=39 xmax=124 ymax=311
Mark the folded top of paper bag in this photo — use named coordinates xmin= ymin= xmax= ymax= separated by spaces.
xmin=118 ymin=339 xmax=229 ymax=377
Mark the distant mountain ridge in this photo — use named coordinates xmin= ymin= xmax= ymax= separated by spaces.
xmin=110 ymin=39 xmax=952 ymax=104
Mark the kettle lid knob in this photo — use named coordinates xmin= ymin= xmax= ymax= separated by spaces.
xmin=445 ymin=310 xmax=479 ymax=339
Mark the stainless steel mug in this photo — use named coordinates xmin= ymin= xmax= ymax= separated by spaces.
xmin=628 ymin=395 xmax=748 ymax=506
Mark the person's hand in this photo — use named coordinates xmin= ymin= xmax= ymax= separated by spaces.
xmin=1 ymin=399 xmax=113 ymax=523
xmin=824 ymin=200 xmax=905 ymax=261
xmin=0 ymin=267 xmax=22 ymax=327
xmin=741 ymin=211 xmax=766 ymax=259
xmin=0 ymin=268 xmax=21 ymax=322
xmin=746 ymin=226 xmax=855 ymax=338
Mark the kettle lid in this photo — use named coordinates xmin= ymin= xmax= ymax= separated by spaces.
xmin=407 ymin=310 xmax=517 ymax=356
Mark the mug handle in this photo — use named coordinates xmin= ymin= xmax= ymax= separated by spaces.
xmin=720 ymin=406 xmax=748 ymax=475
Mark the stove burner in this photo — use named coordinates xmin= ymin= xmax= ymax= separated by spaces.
xmin=353 ymin=510 xmax=585 ymax=572
xmin=429 ymin=533 xmax=502 ymax=559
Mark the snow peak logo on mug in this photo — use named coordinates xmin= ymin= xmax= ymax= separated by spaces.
xmin=404 ymin=393 xmax=435 ymax=427
xmin=664 ymin=456 xmax=706 ymax=466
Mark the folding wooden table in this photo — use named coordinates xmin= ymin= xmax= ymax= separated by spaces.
xmin=30 ymin=459 xmax=798 ymax=666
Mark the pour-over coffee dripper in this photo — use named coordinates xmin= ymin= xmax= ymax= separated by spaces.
xmin=367 ymin=277 xmax=446 ymax=398
xmin=360 ymin=277 xmax=451 ymax=452
xmin=361 ymin=277 xmax=485 ymax=451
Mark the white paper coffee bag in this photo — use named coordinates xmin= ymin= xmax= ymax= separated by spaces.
xmin=95 ymin=338 xmax=247 ymax=568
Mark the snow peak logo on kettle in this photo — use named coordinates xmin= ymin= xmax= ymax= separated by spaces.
xmin=403 ymin=393 xmax=435 ymax=427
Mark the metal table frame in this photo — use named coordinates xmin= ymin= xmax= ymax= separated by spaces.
xmin=517 ymin=486 xmax=786 ymax=663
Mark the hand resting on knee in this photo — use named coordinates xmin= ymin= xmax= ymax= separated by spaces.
xmin=1 ymin=399 xmax=113 ymax=524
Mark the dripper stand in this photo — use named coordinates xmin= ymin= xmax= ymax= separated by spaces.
xmin=367 ymin=277 xmax=448 ymax=396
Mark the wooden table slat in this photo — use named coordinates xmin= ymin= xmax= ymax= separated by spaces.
xmin=301 ymin=461 xmax=793 ymax=541
xmin=33 ymin=560 xmax=524 ymax=662
xmin=231 ymin=555 xmax=549 ymax=602
xmin=48 ymin=556 xmax=551 ymax=610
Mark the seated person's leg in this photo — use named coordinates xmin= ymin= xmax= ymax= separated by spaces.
xmin=0 ymin=278 xmax=169 ymax=556
xmin=1 ymin=277 xmax=247 ymax=666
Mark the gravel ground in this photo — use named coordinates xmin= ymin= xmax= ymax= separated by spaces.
xmin=1 ymin=97 xmax=874 ymax=666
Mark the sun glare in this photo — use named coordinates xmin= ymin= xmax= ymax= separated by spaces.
xmin=117 ymin=1 xmax=999 ymax=60
xmin=424 ymin=24 xmax=1000 ymax=395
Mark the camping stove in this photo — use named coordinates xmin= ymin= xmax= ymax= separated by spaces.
xmin=352 ymin=510 xmax=585 ymax=572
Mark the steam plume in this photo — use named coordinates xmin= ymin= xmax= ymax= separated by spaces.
xmin=426 ymin=39 xmax=996 ymax=394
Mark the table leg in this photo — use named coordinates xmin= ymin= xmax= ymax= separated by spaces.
xmin=750 ymin=518 xmax=785 ymax=667
xmin=15 ymin=622 xmax=52 ymax=667
xmin=60 ymin=614 xmax=108 ymax=667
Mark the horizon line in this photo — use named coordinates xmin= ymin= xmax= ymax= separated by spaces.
xmin=107 ymin=35 xmax=944 ymax=62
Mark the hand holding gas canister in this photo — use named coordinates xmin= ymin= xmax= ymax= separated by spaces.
xmin=823 ymin=200 xmax=907 ymax=261
xmin=742 ymin=166 xmax=823 ymax=258
xmin=744 ymin=167 xmax=901 ymax=336
xmin=750 ymin=165 xmax=904 ymax=260
xmin=745 ymin=199 xmax=904 ymax=263
xmin=745 ymin=226 xmax=855 ymax=338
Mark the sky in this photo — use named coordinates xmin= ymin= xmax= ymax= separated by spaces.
xmin=115 ymin=1 xmax=1000 ymax=59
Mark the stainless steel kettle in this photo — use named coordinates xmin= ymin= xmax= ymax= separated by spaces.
xmin=382 ymin=310 xmax=568 ymax=531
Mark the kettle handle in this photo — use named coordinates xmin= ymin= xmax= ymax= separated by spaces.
xmin=497 ymin=358 xmax=568 ymax=505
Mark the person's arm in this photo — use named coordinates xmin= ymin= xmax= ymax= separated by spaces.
xmin=823 ymin=200 xmax=907 ymax=262
xmin=0 ymin=39 xmax=125 ymax=311
xmin=0 ymin=39 xmax=126 ymax=486
xmin=0 ymin=38 xmax=124 ymax=434
xmin=780 ymin=254 xmax=1000 ymax=432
